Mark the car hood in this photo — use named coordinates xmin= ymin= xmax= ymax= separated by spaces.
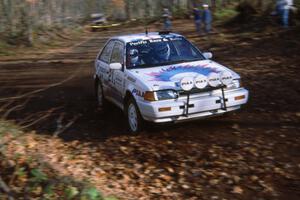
xmin=128 ymin=60 xmax=240 ymax=91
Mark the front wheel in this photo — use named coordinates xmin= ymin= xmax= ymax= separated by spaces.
xmin=126 ymin=98 xmax=143 ymax=133
xmin=96 ymin=80 xmax=107 ymax=109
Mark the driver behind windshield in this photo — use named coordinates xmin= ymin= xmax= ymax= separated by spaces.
xmin=126 ymin=37 xmax=204 ymax=68
xmin=150 ymin=42 xmax=171 ymax=63
xmin=129 ymin=49 xmax=142 ymax=67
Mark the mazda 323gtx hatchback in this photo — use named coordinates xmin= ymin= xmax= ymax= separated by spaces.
xmin=94 ymin=32 xmax=249 ymax=133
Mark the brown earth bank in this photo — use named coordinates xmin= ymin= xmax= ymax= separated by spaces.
xmin=0 ymin=19 xmax=300 ymax=199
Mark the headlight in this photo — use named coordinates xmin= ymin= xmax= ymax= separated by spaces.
xmin=156 ymin=90 xmax=178 ymax=100
xmin=144 ymin=91 xmax=156 ymax=101
xmin=227 ymin=79 xmax=242 ymax=89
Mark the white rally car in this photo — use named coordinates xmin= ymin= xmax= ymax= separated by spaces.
xmin=94 ymin=32 xmax=249 ymax=133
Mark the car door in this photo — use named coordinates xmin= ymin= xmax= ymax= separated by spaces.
xmin=109 ymin=40 xmax=126 ymax=105
xmin=96 ymin=40 xmax=115 ymax=98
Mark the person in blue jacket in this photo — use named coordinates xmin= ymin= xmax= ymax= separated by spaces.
xmin=193 ymin=7 xmax=202 ymax=35
xmin=162 ymin=8 xmax=172 ymax=31
xmin=202 ymin=4 xmax=212 ymax=33
xmin=275 ymin=0 xmax=285 ymax=15
xmin=282 ymin=0 xmax=293 ymax=27
xmin=273 ymin=0 xmax=294 ymax=27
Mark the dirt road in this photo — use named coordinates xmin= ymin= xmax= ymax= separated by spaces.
xmin=0 ymin=20 xmax=299 ymax=199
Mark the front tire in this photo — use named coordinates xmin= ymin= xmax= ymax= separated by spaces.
xmin=126 ymin=98 xmax=143 ymax=133
xmin=95 ymin=80 xmax=107 ymax=110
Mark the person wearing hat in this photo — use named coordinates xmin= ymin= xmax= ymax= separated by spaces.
xmin=193 ymin=7 xmax=202 ymax=35
xmin=202 ymin=4 xmax=212 ymax=33
xmin=162 ymin=8 xmax=172 ymax=31
xmin=272 ymin=0 xmax=295 ymax=27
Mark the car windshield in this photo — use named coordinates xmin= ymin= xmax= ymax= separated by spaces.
xmin=126 ymin=37 xmax=205 ymax=69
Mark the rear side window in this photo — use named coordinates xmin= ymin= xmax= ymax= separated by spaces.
xmin=110 ymin=42 xmax=124 ymax=64
xmin=98 ymin=40 xmax=115 ymax=63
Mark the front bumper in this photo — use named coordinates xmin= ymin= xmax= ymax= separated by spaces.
xmin=137 ymin=88 xmax=249 ymax=123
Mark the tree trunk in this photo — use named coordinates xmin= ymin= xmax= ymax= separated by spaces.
xmin=124 ymin=0 xmax=131 ymax=20
xmin=211 ymin=0 xmax=217 ymax=10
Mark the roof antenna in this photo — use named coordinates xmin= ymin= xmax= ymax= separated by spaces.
xmin=144 ymin=12 xmax=149 ymax=36
xmin=145 ymin=26 xmax=148 ymax=36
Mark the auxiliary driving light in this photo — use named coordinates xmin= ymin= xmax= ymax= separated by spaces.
xmin=194 ymin=74 xmax=208 ymax=89
xmin=208 ymin=72 xmax=221 ymax=87
xmin=220 ymin=71 xmax=233 ymax=86
xmin=180 ymin=77 xmax=194 ymax=91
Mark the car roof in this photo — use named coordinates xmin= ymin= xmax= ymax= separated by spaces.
xmin=111 ymin=32 xmax=183 ymax=43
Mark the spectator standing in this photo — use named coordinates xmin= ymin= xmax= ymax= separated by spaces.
xmin=193 ymin=7 xmax=202 ymax=35
xmin=202 ymin=4 xmax=212 ymax=33
xmin=274 ymin=0 xmax=285 ymax=15
xmin=162 ymin=8 xmax=172 ymax=31
xmin=282 ymin=0 xmax=294 ymax=27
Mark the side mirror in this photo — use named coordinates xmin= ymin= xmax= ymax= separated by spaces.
xmin=203 ymin=52 xmax=213 ymax=60
xmin=109 ymin=63 xmax=122 ymax=70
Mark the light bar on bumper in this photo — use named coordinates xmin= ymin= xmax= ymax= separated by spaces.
xmin=144 ymin=74 xmax=242 ymax=102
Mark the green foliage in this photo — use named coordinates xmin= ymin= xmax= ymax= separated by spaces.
xmin=103 ymin=197 xmax=119 ymax=200
xmin=30 ymin=168 xmax=48 ymax=183
xmin=173 ymin=6 xmax=189 ymax=19
xmin=214 ymin=7 xmax=239 ymax=21
xmin=44 ymin=184 xmax=55 ymax=197
xmin=16 ymin=167 xmax=27 ymax=178
xmin=65 ymin=186 xmax=80 ymax=199
xmin=81 ymin=187 xmax=103 ymax=200
xmin=65 ymin=184 xmax=117 ymax=200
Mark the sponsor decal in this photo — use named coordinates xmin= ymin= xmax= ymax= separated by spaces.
xmin=147 ymin=65 xmax=219 ymax=82
xmin=129 ymin=37 xmax=183 ymax=47
xmin=99 ymin=67 xmax=107 ymax=73
xmin=169 ymin=37 xmax=183 ymax=41
xmin=132 ymin=88 xmax=144 ymax=97
xmin=129 ymin=40 xmax=147 ymax=46
xmin=127 ymin=76 xmax=136 ymax=83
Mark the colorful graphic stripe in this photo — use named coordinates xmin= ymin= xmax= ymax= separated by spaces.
xmin=147 ymin=64 xmax=219 ymax=81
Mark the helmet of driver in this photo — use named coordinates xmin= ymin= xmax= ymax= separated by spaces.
xmin=153 ymin=42 xmax=170 ymax=61
xmin=129 ymin=49 xmax=139 ymax=66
